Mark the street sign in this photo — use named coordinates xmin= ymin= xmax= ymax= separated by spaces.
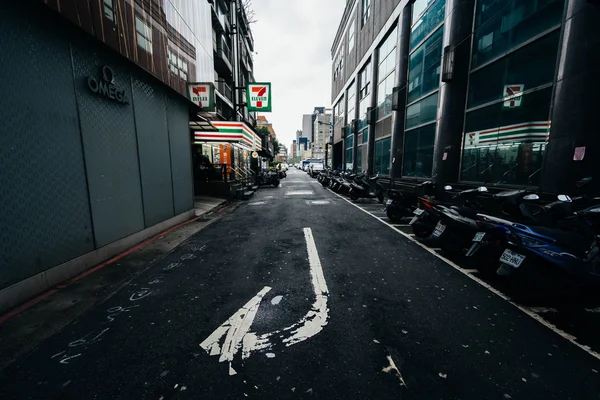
xmin=503 ymin=84 xmax=524 ymax=108
xmin=247 ymin=82 xmax=272 ymax=112
xmin=187 ymin=83 xmax=215 ymax=111
xmin=252 ymin=151 xmax=259 ymax=159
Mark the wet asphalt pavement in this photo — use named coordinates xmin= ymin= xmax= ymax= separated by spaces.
xmin=1 ymin=169 xmax=600 ymax=399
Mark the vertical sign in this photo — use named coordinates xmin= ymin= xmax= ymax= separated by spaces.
xmin=247 ymin=82 xmax=272 ymax=112
xmin=503 ymin=84 xmax=524 ymax=108
xmin=187 ymin=83 xmax=215 ymax=111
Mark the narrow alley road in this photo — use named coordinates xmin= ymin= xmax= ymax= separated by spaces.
xmin=1 ymin=169 xmax=599 ymax=399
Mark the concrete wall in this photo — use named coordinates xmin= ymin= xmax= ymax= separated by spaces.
xmin=0 ymin=2 xmax=194 ymax=298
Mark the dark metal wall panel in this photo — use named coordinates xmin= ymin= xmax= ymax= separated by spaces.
xmin=167 ymin=94 xmax=194 ymax=215
xmin=132 ymin=75 xmax=176 ymax=227
xmin=0 ymin=2 xmax=94 ymax=289
xmin=71 ymin=36 xmax=145 ymax=248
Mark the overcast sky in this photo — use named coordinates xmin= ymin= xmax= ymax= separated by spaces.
xmin=250 ymin=0 xmax=346 ymax=151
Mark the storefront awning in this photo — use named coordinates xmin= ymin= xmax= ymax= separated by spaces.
xmin=193 ymin=121 xmax=261 ymax=149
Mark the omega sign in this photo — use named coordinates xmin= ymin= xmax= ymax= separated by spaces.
xmin=87 ymin=66 xmax=129 ymax=104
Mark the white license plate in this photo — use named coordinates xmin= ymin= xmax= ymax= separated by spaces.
xmin=432 ymin=222 xmax=446 ymax=238
xmin=386 ymin=199 xmax=393 ymax=206
xmin=414 ymin=208 xmax=425 ymax=216
xmin=499 ymin=249 xmax=526 ymax=268
xmin=473 ymin=232 xmax=486 ymax=242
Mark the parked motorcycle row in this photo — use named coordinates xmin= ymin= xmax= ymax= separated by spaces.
xmin=315 ymin=168 xmax=600 ymax=287
xmin=316 ymin=169 xmax=386 ymax=203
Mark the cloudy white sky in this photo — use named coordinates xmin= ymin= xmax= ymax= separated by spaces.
xmin=250 ymin=0 xmax=347 ymax=151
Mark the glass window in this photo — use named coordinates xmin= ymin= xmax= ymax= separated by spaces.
xmin=410 ymin=0 xmax=446 ymax=50
xmin=356 ymin=146 xmax=363 ymax=172
xmin=472 ymin=0 xmax=565 ymax=68
xmin=103 ymin=0 xmax=114 ymax=21
xmin=345 ymin=134 xmax=354 ymax=170
xmin=348 ymin=20 xmax=356 ymax=52
xmin=376 ymin=27 xmax=397 ymax=120
xmin=374 ymin=137 xmax=392 ymax=175
xmin=403 ymin=123 xmax=436 ymax=178
xmin=135 ymin=16 xmax=153 ymax=54
xmin=468 ymin=30 xmax=560 ymax=108
xmin=412 ymin=0 xmax=435 ymax=25
xmin=334 ymin=97 xmax=345 ymax=125
xmin=362 ymin=0 xmax=371 ymax=27
xmin=406 ymin=92 xmax=439 ymax=129
xmin=333 ymin=49 xmax=344 ymax=81
xmin=347 ymin=81 xmax=356 ymax=122
xmin=461 ymin=87 xmax=552 ymax=185
xmin=407 ymin=27 xmax=443 ymax=103
xmin=358 ymin=63 xmax=371 ymax=130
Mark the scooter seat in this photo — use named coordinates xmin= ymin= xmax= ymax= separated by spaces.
xmin=450 ymin=206 xmax=479 ymax=220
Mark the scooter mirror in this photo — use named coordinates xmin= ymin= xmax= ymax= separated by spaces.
xmin=478 ymin=186 xmax=489 ymax=192
xmin=444 ymin=185 xmax=453 ymax=191
xmin=523 ymin=194 xmax=540 ymax=201
xmin=557 ymin=194 xmax=572 ymax=202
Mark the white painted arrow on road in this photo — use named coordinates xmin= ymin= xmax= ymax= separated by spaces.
xmin=199 ymin=227 xmax=329 ymax=375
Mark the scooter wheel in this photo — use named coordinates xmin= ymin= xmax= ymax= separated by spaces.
xmin=350 ymin=193 xmax=359 ymax=201
xmin=273 ymin=180 xmax=280 ymax=187
xmin=386 ymin=207 xmax=403 ymax=222
xmin=377 ymin=192 xmax=385 ymax=204
xmin=412 ymin=224 xmax=432 ymax=239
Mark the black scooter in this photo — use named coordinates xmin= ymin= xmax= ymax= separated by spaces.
xmin=349 ymin=174 xmax=385 ymax=203
xmin=385 ymin=181 xmax=436 ymax=222
xmin=256 ymin=170 xmax=280 ymax=187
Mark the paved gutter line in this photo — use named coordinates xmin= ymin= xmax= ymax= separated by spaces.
xmin=329 ymin=189 xmax=600 ymax=362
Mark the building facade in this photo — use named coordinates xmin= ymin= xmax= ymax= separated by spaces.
xmin=0 ymin=0 xmax=218 ymax=312
xmin=312 ymin=113 xmax=333 ymax=161
xmin=192 ymin=0 xmax=264 ymax=186
xmin=331 ymin=0 xmax=600 ymax=195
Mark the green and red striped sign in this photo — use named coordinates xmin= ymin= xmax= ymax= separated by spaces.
xmin=464 ymin=121 xmax=550 ymax=149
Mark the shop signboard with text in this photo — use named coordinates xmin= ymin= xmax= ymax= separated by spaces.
xmin=188 ymin=83 xmax=215 ymax=111
xmin=247 ymin=83 xmax=272 ymax=112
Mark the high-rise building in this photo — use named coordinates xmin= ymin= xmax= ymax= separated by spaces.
xmin=302 ymin=107 xmax=327 ymax=142
xmin=331 ymin=0 xmax=600 ymax=195
xmin=312 ymin=113 xmax=333 ymax=161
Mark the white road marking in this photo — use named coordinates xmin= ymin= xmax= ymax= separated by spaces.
xmin=200 ymin=228 xmax=330 ymax=375
xmin=285 ymin=190 xmax=314 ymax=196
xmin=329 ymin=189 xmax=600 ymax=362
xmin=199 ymin=286 xmax=272 ymax=375
xmin=243 ymin=228 xmax=330 ymax=355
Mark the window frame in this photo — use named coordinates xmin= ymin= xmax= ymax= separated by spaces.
xmin=361 ymin=0 xmax=371 ymax=27
xmin=135 ymin=16 xmax=153 ymax=55
xmin=348 ymin=19 xmax=356 ymax=52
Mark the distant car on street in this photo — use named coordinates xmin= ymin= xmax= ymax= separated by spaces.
xmin=308 ymin=163 xmax=324 ymax=178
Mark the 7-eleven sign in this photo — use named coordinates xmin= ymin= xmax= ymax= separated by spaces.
xmin=247 ymin=82 xmax=272 ymax=112
xmin=187 ymin=83 xmax=215 ymax=111
xmin=503 ymin=84 xmax=524 ymax=108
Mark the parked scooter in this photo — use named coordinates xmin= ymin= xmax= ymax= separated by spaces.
xmin=385 ymin=181 xmax=436 ymax=222
xmin=497 ymin=195 xmax=600 ymax=284
xmin=256 ymin=170 xmax=280 ymax=187
xmin=349 ymin=174 xmax=385 ymax=203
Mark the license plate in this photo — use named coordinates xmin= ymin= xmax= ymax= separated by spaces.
xmin=473 ymin=232 xmax=486 ymax=242
xmin=432 ymin=222 xmax=446 ymax=238
xmin=499 ymin=249 xmax=526 ymax=268
xmin=386 ymin=199 xmax=393 ymax=206
xmin=414 ymin=208 xmax=425 ymax=216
